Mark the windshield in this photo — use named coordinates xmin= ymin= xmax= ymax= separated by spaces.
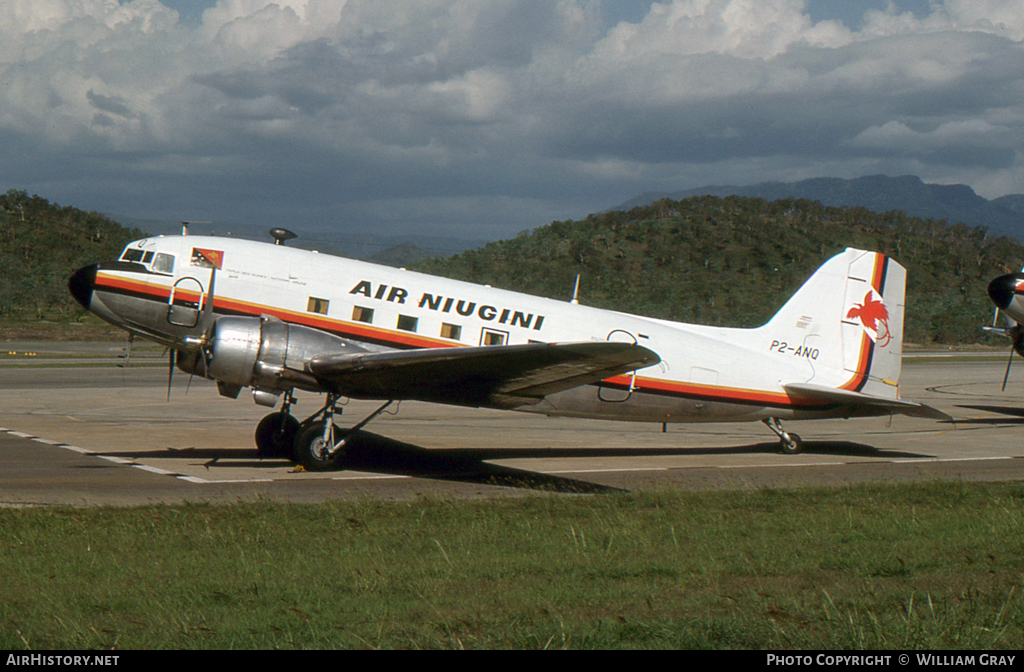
xmin=120 ymin=248 xmax=144 ymax=263
xmin=119 ymin=244 xmax=175 ymax=274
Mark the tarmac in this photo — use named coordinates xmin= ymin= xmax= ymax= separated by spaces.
xmin=1 ymin=343 xmax=1022 ymax=505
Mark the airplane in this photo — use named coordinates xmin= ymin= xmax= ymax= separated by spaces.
xmin=985 ymin=268 xmax=1024 ymax=389
xmin=68 ymin=229 xmax=949 ymax=470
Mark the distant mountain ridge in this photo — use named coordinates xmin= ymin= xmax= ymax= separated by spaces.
xmin=613 ymin=175 xmax=1024 ymax=241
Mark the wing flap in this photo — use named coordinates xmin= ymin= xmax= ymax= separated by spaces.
xmin=784 ymin=382 xmax=951 ymax=421
xmin=307 ymin=341 xmax=660 ymax=408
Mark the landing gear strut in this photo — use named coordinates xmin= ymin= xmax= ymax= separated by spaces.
xmin=763 ymin=417 xmax=802 ymax=455
xmin=292 ymin=396 xmax=395 ymax=471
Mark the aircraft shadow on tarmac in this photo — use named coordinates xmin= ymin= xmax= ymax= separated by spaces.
xmin=93 ymin=431 xmax=929 ymax=494
xmin=954 ymin=405 xmax=1024 ymax=424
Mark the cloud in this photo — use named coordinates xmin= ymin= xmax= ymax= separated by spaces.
xmin=849 ymin=119 xmax=1017 ymax=168
xmin=1 ymin=0 xmax=1024 ymax=237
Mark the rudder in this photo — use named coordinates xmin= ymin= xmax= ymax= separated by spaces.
xmin=840 ymin=250 xmax=904 ymax=399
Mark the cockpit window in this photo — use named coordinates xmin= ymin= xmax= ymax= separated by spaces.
xmin=120 ymin=248 xmax=144 ymax=263
xmin=142 ymin=251 xmax=154 ymax=264
xmin=152 ymin=253 xmax=175 ymax=274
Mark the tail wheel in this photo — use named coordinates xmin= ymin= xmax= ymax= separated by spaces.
xmin=254 ymin=412 xmax=299 ymax=459
xmin=762 ymin=417 xmax=803 ymax=455
xmin=781 ymin=433 xmax=803 ymax=455
xmin=293 ymin=422 xmax=348 ymax=472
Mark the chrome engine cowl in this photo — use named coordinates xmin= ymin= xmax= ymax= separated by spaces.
xmin=178 ymin=315 xmax=366 ymax=393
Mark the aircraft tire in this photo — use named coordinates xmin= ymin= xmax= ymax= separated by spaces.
xmin=293 ymin=422 xmax=347 ymax=471
xmin=254 ymin=412 xmax=300 ymax=459
xmin=780 ymin=433 xmax=803 ymax=455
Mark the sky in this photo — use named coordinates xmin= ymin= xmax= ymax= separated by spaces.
xmin=2 ymin=0 xmax=1023 ymax=243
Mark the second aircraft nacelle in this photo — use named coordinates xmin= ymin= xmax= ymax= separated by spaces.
xmin=989 ymin=273 xmax=1024 ymax=326
xmin=177 ymin=315 xmax=368 ymax=401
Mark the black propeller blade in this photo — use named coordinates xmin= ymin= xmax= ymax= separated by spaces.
xmin=167 ymin=348 xmax=176 ymax=401
xmin=117 ymin=333 xmax=135 ymax=370
xmin=199 ymin=267 xmax=216 ymax=376
xmin=1003 ymin=346 xmax=1014 ymax=392
xmin=1001 ymin=326 xmax=1024 ymax=392
xmin=181 ymin=266 xmax=219 ymax=396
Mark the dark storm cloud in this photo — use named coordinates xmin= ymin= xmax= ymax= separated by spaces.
xmin=2 ymin=0 xmax=1024 ymax=239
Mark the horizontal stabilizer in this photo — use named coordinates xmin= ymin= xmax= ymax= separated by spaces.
xmin=784 ymin=383 xmax=951 ymax=421
xmin=307 ymin=341 xmax=660 ymax=408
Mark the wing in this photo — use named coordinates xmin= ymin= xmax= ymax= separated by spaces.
xmin=307 ymin=341 xmax=660 ymax=408
xmin=784 ymin=382 xmax=951 ymax=421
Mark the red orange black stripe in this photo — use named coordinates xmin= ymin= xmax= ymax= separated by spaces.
xmin=90 ymin=259 xmax=881 ymax=412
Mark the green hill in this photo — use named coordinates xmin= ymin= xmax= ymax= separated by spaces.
xmin=415 ymin=196 xmax=1024 ymax=345
xmin=1 ymin=190 xmax=1019 ymax=346
xmin=0 ymin=190 xmax=144 ymax=322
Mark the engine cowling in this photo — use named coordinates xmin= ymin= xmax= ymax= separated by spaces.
xmin=178 ymin=315 xmax=367 ymax=395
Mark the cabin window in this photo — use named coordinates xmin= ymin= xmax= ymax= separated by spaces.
xmin=396 ymin=315 xmax=418 ymax=332
xmin=481 ymin=328 xmax=507 ymax=346
xmin=307 ymin=297 xmax=329 ymax=315
xmin=440 ymin=323 xmax=461 ymax=341
xmin=120 ymin=248 xmax=144 ymax=262
xmin=152 ymin=253 xmax=175 ymax=274
xmin=352 ymin=306 xmax=374 ymax=323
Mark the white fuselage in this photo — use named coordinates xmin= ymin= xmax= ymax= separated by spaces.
xmin=82 ymin=235 xmax=892 ymax=424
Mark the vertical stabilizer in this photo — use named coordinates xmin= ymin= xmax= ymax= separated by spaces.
xmin=760 ymin=248 xmax=905 ymax=399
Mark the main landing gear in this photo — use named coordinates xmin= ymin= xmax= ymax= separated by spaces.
xmin=762 ymin=417 xmax=803 ymax=455
xmin=254 ymin=391 xmax=300 ymax=459
xmin=254 ymin=392 xmax=395 ymax=471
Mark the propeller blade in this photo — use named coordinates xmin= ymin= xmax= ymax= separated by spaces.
xmin=178 ymin=266 xmax=218 ymax=397
xmin=1002 ymin=346 xmax=1014 ymax=392
xmin=117 ymin=333 xmax=135 ymax=369
xmin=199 ymin=339 xmax=210 ymax=379
xmin=197 ymin=267 xmax=217 ymax=382
xmin=167 ymin=348 xmax=176 ymax=401
xmin=199 ymin=267 xmax=217 ymax=336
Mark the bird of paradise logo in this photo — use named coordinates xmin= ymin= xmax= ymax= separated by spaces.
xmin=846 ymin=289 xmax=892 ymax=347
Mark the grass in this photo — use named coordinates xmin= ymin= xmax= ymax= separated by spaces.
xmin=1 ymin=482 xmax=1023 ymax=649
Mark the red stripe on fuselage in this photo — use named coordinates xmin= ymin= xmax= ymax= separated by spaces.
xmin=95 ymin=265 xmax=878 ymax=411
xmin=601 ymin=374 xmax=822 ymax=408
xmin=94 ymin=271 xmax=459 ymax=350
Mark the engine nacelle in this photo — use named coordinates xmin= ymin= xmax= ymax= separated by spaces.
xmin=178 ymin=315 xmax=366 ymax=394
